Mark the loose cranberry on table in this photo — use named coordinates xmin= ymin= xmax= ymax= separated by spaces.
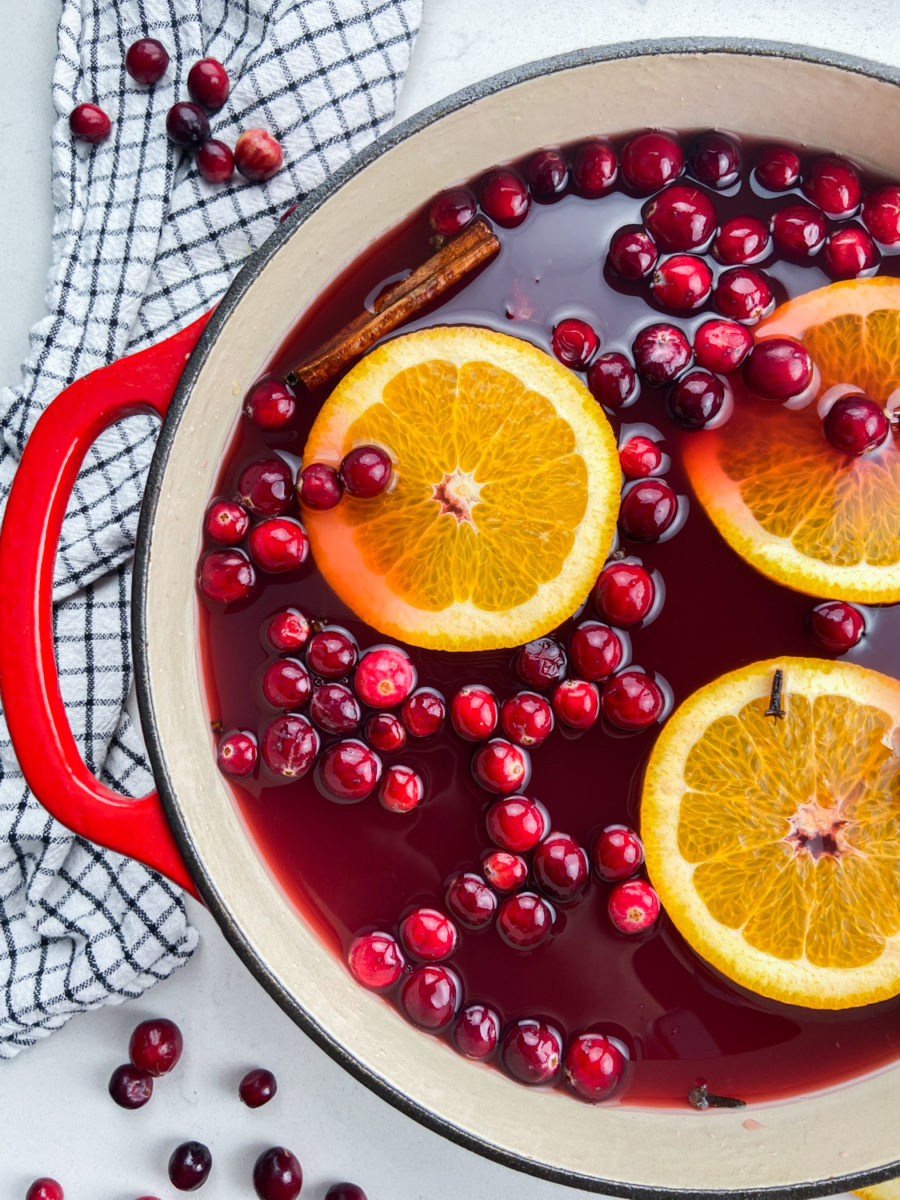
xmin=552 ymin=678 xmax=600 ymax=730
xmin=619 ymin=479 xmax=679 ymax=541
xmin=570 ymin=140 xmax=617 ymax=196
xmin=339 ymin=444 xmax=393 ymax=498
xmin=235 ymin=129 xmax=283 ymax=181
xmin=770 ymin=203 xmax=828 ymax=256
xmin=445 ymin=871 xmax=497 ymax=928
xmin=533 ymin=832 xmax=589 ymax=903
xmin=753 ymin=144 xmax=801 ymax=191
xmin=347 ymin=931 xmax=405 ymax=989
xmin=712 ymin=266 xmax=774 ymax=323
xmin=309 ymin=683 xmax=361 ymax=733
xmin=237 ymin=457 xmax=294 ymax=516
xmin=472 ymin=738 xmax=531 ymax=794
xmin=354 ymin=645 xmax=416 ymax=708
xmin=248 ymin=517 xmax=309 ymax=572
xmin=482 ymin=849 xmax=528 ymax=892
xmin=428 ymin=187 xmax=477 ymax=236
xmin=714 ymin=215 xmax=770 ymax=264
xmin=198 ymin=549 xmax=255 ymax=604
xmin=594 ymin=561 xmax=655 ymax=627
xmin=479 ymin=168 xmax=530 ymax=226
xmin=168 ymin=1141 xmax=212 ymax=1191
xmin=454 ymin=1003 xmax=501 ymax=1059
xmin=500 ymin=690 xmax=554 ymax=747
xmin=743 ymin=337 xmax=814 ymax=401
xmin=264 ymin=608 xmax=310 ymax=652
xmin=587 ymin=351 xmax=638 ymax=408
xmin=501 ymin=1018 xmax=563 ymax=1085
xmin=253 ymin=1146 xmax=303 ymax=1200
xmin=823 ymin=395 xmax=890 ymax=455
xmin=668 ymin=369 xmax=725 ymax=430
xmin=565 ymin=1032 xmax=628 ymax=1102
xmin=631 ymin=323 xmax=692 ymax=386
xmin=592 ymin=824 xmax=645 ymax=882
xmin=307 ymin=627 xmax=358 ymax=677
xmin=608 ymin=878 xmax=661 ymax=934
xmin=244 ymin=378 xmax=296 ymax=429
xmin=216 ymin=729 xmax=258 ymax=777
xmin=803 ymin=154 xmax=861 ymax=217
xmin=525 ymin=148 xmax=569 ymax=199
xmin=263 ymin=658 xmax=312 ymax=709
xmin=485 ymin=794 xmax=548 ymax=852
xmin=166 ymin=101 xmax=211 ymax=149
xmin=378 ymin=763 xmax=424 ymax=813
xmin=400 ymin=964 xmax=462 ymax=1029
xmin=129 ymin=1017 xmax=183 ymax=1076
xmin=515 ymin=636 xmax=567 ymax=690
xmin=325 ymin=1186 xmax=368 ymax=1200
xmin=401 ymin=687 xmax=446 ymax=736
xmin=365 ymin=711 xmax=406 ymax=752
xmin=569 ymin=620 xmax=624 ymax=679
xmin=261 ymin=714 xmax=319 ymax=778
xmin=601 ymin=670 xmax=665 ymax=731
xmin=862 ymin=185 xmax=900 ymax=243
xmin=823 ymin=227 xmax=879 ymax=277
xmin=620 ymin=131 xmax=683 ymax=193
xmin=108 ymin=1062 xmax=153 ymax=1109
xmin=317 ymin=739 xmax=382 ymax=802
xmin=450 ymin=684 xmax=499 ymax=741
xmin=197 ymin=138 xmax=234 ymax=183
xmin=643 ymin=184 xmax=716 ymax=251
xmin=551 ymin=318 xmax=599 ymax=369
xmin=125 ymin=38 xmax=169 ymax=84
xmin=26 ymin=1181 xmax=64 ymax=1200
xmin=607 ymin=226 xmax=658 ymax=279
xmin=808 ymin=600 xmax=866 ymax=653
xmin=497 ymin=890 xmax=555 ymax=949
xmin=618 ymin=435 xmax=663 ymax=480
xmin=69 ymin=102 xmax=111 ymax=144
xmin=400 ymin=907 xmax=458 ymax=961
xmin=239 ymin=1066 xmax=278 ymax=1108
xmin=689 ymin=131 xmax=740 ymax=188
xmin=204 ymin=499 xmax=249 ymax=544
xmin=692 ymin=318 xmax=752 ymax=374
xmin=188 ymin=57 xmax=230 ymax=110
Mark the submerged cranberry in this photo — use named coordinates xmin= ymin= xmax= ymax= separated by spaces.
xmin=601 ymin=670 xmax=665 ymax=730
xmin=365 ymin=711 xmax=406 ymax=752
xmin=823 ymin=395 xmax=889 ymax=455
xmin=650 ymin=254 xmax=713 ymax=312
xmin=632 ymin=323 xmax=692 ymax=386
xmin=240 ymin=1067 xmax=278 ymax=1108
xmin=594 ymin=561 xmax=655 ymax=627
xmin=69 ymin=103 xmax=111 ymax=143
xmin=713 ymin=267 xmax=773 ymax=323
xmin=166 ymin=101 xmax=210 ymax=149
xmin=526 ymin=148 xmax=569 ymax=199
xmin=205 ymin=499 xmax=249 ymax=545
xmin=340 ymin=444 xmax=393 ymax=498
xmin=771 ymin=204 xmax=827 ymax=256
xmin=188 ymin=58 xmax=230 ymax=110
xmin=450 ymin=684 xmax=499 ymax=741
xmin=644 ymin=185 xmax=716 ymax=251
xmin=803 ymin=155 xmax=861 ymax=217
xmin=499 ymin=691 xmax=554 ymax=747
xmin=607 ymin=226 xmax=658 ymax=279
xmin=501 ymin=1019 xmax=563 ymax=1085
xmin=608 ymin=879 xmax=661 ymax=934
xmin=129 ymin=1017 xmax=183 ymax=1076
xmin=620 ymin=131 xmax=683 ymax=193
xmin=692 ymin=318 xmax=752 ymax=374
xmin=552 ymin=679 xmax=600 ymax=730
xmin=570 ymin=140 xmax=617 ymax=196
xmin=379 ymin=764 xmax=424 ymax=813
xmin=533 ymin=832 xmax=589 ymax=903
xmin=515 ymin=637 xmax=567 ymax=690
xmin=235 ymin=129 xmax=283 ymax=181
xmin=108 ymin=1062 xmax=153 ymax=1109
xmin=216 ymin=730 xmax=257 ymax=777
xmin=307 ymin=627 xmax=358 ymax=678
xmin=318 ymin=739 xmax=382 ymax=802
xmin=668 ymin=369 xmax=725 ymax=429
xmin=565 ymin=1032 xmax=628 ymax=1101
xmin=482 ymin=850 xmax=528 ymax=892
xmin=588 ymin=352 xmax=638 ymax=408
xmin=446 ymin=872 xmax=497 ymax=929
xmin=754 ymin=144 xmax=801 ymax=191
xmin=261 ymin=714 xmax=319 ymax=778
xmin=253 ymin=1146 xmax=303 ymax=1200
xmin=248 ymin=517 xmax=308 ymax=573
xmin=743 ymin=337 xmax=813 ymax=400
xmin=454 ymin=1003 xmax=501 ymax=1058
xmin=263 ymin=658 xmax=312 ymax=708
xmin=689 ymin=131 xmax=740 ymax=188
xmin=808 ymin=600 xmax=866 ymax=653
xmin=400 ymin=964 xmax=461 ymax=1029
xmin=168 ymin=1141 xmax=212 ymax=1191
xmin=401 ymin=687 xmax=446 ymax=736
xmin=823 ymin=227 xmax=879 ymax=277
xmin=552 ymin=318 xmax=599 ymax=369
xmin=480 ymin=168 xmax=530 ymax=226
xmin=125 ymin=38 xmax=169 ymax=84
xmin=486 ymin=794 xmax=548 ymax=852
xmin=265 ymin=608 xmax=309 ymax=652
xmin=472 ymin=739 xmax=530 ymax=795
xmin=237 ymin=457 xmax=293 ymax=516
xmin=309 ymin=683 xmax=361 ymax=733
xmin=619 ymin=435 xmax=663 ymax=479
xmin=619 ymin=479 xmax=678 ymax=541
xmin=198 ymin=549 xmax=254 ymax=604
xmin=348 ymin=931 xmax=405 ymax=989
xmin=569 ymin=621 xmax=623 ymax=679
xmin=197 ymin=139 xmax=234 ymax=183
xmin=354 ymin=645 xmax=416 ymax=708
xmin=297 ymin=462 xmax=343 ymax=509
xmin=862 ymin=186 xmax=900 ymax=243
xmin=244 ymin=379 xmax=295 ymax=429
xmin=592 ymin=824 xmax=645 ymax=882
xmin=428 ymin=187 xmax=477 ymax=236
xmin=714 ymin=215 xmax=770 ymax=264
xmin=497 ymin=891 xmax=555 ymax=948
xmin=400 ymin=908 xmax=458 ymax=961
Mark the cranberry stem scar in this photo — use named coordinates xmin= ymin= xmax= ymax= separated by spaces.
xmin=765 ymin=668 xmax=785 ymax=721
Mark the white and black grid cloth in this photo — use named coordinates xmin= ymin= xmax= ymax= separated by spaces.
xmin=0 ymin=0 xmax=421 ymax=1057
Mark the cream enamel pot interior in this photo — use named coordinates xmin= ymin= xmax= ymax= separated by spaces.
xmin=9 ymin=40 xmax=900 ymax=1198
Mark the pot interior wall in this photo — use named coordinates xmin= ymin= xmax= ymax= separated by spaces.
xmin=141 ymin=48 xmax=900 ymax=1195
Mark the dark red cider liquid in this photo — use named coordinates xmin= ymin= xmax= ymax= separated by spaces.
xmin=199 ymin=130 xmax=900 ymax=1106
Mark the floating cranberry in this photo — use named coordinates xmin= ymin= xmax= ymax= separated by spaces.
xmin=307 ymin=627 xmax=358 ymax=678
xmin=607 ymin=227 xmax=658 ymax=279
xmin=348 ymin=931 xmax=404 ymax=989
xmin=480 ymin=168 xmax=530 ymax=226
xmin=824 ymin=227 xmax=879 ymax=277
xmin=668 ymin=370 xmax=725 ymax=430
xmin=253 ymin=1146 xmax=303 ymax=1200
xmin=428 ymin=187 xmax=477 ymax=236
xmin=166 ymin=102 xmax=210 ymax=149
xmin=619 ymin=435 xmax=663 ymax=480
xmin=515 ymin=637 xmax=567 ymax=690
xmin=297 ymin=462 xmax=343 ymax=509
xmin=608 ymin=879 xmax=661 ymax=934
xmin=565 ymin=1032 xmax=628 ymax=1102
xmin=401 ymin=687 xmax=446 ymax=736
xmin=526 ymin=148 xmax=569 ymax=199
xmin=248 ymin=517 xmax=308 ymax=573
xmin=26 ymin=1181 xmax=64 ymax=1200
xmin=235 ymin=129 xmax=283 ymax=181
xmin=318 ymin=739 xmax=382 ymax=802
xmin=862 ymin=186 xmax=900 ymax=244
xmin=808 ymin=600 xmax=866 ymax=653
xmin=754 ymin=144 xmax=801 ymax=191
xmin=551 ymin=318 xmax=599 ymax=370
xmin=714 ymin=215 xmax=770 ymax=264
xmin=569 ymin=620 xmax=624 ymax=680
xmin=472 ymin=739 xmax=531 ymax=795
xmin=551 ymin=679 xmax=600 ymax=731
xmin=644 ymin=185 xmax=716 ymax=251
xmin=309 ymin=683 xmax=361 ymax=733
xmin=497 ymin=891 xmax=555 ymax=948
xmin=823 ymin=395 xmax=889 ymax=455
xmin=239 ymin=1067 xmax=277 ymax=1108
xmin=743 ymin=337 xmax=814 ymax=400
xmin=188 ymin=58 xmax=230 ymax=110
xmin=379 ymin=764 xmax=424 ymax=813
xmin=620 ymin=131 xmax=683 ymax=193
xmin=446 ymin=872 xmax=497 ymax=929
xmin=486 ymin=794 xmax=548 ymax=852
xmin=692 ymin=318 xmax=753 ymax=374
xmin=69 ymin=103 xmax=111 ymax=143
xmin=263 ymin=658 xmax=312 ymax=709
xmin=632 ymin=323 xmax=692 ymax=386
xmin=803 ymin=155 xmax=861 ymax=217
xmin=204 ymin=499 xmax=249 ymax=545
xmin=601 ymin=670 xmax=665 ymax=730
xmin=594 ymin=561 xmax=655 ymax=627
xmin=198 ymin=549 xmax=254 ymax=604
xmin=216 ymin=730 xmax=257 ymax=778
xmin=501 ymin=1019 xmax=563 ymax=1085
xmin=620 ymin=479 xmax=678 ymax=541
xmin=770 ymin=203 xmax=827 ymax=256
xmin=400 ymin=964 xmax=462 ymax=1029
xmin=108 ymin=1062 xmax=153 ymax=1109
xmin=454 ymin=1003 xmax=501 ymax=1058
xmin=533 ymin=832 xmax=589 ymax=903
xmin=400 ymin=908 xmax=458 ymax=961
xmin=244 ymin=379 xmax=295 ymax=429
xmin=129 ymin=1017 xmax=183 ymax=1077
xmin=197 ymin=139 xmax=234 ymax=184
xmin=689 ymin=131 xmax=740 ymax=188
xmin=168 ymin=1141 xmax=212 ymax=1191
xmin=365 ymin=712 xmax=406 ymax=752
xmin=261 ymin=714 xmax=319 ymax=778
xmin=587 ymin=352 xmax=639 ymax=408
xmin=500 ymin=691 xmax=554 ymax=747
xmin=340 ymin=444 xmax=393 ymax=498
xmin=570 ymin=140 xmax=617 ymax=196
xmin=650 ymin=254 xmax=713 ymax=312
xmin=237 ymin=457 xmax=293 ymax=516
xmin=125 ymin=38 xmax=170 ymax=84
xmin=482 ymin=850 xmax=528 ymax=892
xmin=592 ymin=824 xmax=645 ymax=881
xmin=450 ymin=684 xmax=499 ymax=741
xmin=325 ymin=1185 xmax=367 ymax=1200
xmin=712 ymin=267 xmax=774 ymax=323
xmin=265 ymin=608 xmax=310 ymax=652
xmin=354 ymin=645 xmax=416 ymax=708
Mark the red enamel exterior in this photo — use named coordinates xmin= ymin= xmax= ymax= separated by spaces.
xmin=0 ymin=313 xmax=211 ymax=899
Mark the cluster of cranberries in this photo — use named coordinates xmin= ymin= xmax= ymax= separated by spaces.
xmin=68 ymin=37 xmax=282 ymax=184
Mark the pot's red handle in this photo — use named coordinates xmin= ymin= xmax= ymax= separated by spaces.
xmin=0 ymin=313 xmax=214 ymax=900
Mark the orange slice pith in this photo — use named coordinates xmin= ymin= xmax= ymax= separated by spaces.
xmin=684 ymin=277 xmax=900 ymax=603
xmin=301 ymin=326 xmax=620 ymax=651
xmin=641 ymin=657 xmax=900 ymax=1010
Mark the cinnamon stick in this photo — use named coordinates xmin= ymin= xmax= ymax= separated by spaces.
xmin=286 ymin=217 xmax=500 ymax=391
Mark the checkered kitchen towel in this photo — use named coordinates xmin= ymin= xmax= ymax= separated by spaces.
xmin=0 ymin=0 xmax=421 ymax=1057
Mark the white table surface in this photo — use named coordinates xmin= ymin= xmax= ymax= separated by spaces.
xmin=4 ymin=2 xmax=900 ymax=1197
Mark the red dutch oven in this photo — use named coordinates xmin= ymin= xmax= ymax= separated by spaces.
xmin=2 ymin=40 xmax=900 ymax=1197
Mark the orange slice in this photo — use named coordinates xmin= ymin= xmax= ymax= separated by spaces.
xmin=301 ymin=326 xmax=620 ymax=650
xmin=855 ymin=1181 xmax=900 ymax=1200
xmin=684 ymin=277 xmax=900 ymax=603
xmin=641 ymin=657 xmax=900 ymax=1009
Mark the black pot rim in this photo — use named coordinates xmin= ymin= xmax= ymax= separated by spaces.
xmin=133 ymin=36 xmax=900 ymax=1199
